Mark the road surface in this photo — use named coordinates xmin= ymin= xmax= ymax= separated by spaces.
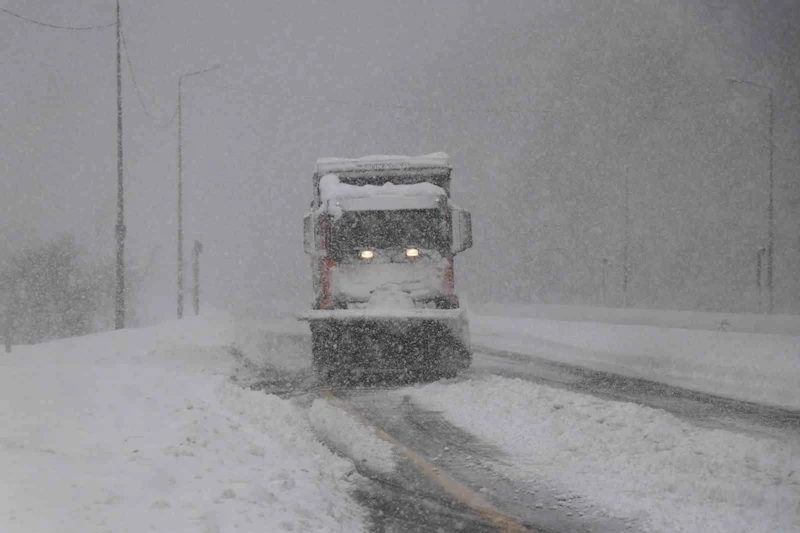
xmin=234 ymin=333 xmax=799 ymax=532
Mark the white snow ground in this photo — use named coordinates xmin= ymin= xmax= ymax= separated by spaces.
xmin=3 ymin=303 xmax=798 ymax=533
xmin=229 ymin=303 xmax=800 ymax=532
xmin=406 ymin=376 xmax=800 ymax=533
xmin=474 ymin=303 xmax=800 ymax=335
xmin=0 ymin=311 xmax=366 ymax=533
xmin=309 ymin=399 xmax=397 ymax=475
xmin=470 ymin=305 xmax=800 ymax=409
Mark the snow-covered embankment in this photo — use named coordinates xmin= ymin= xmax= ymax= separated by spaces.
xmin=471 ymin=305 xmax=800 ymax=409
xmin=0 ymin=312 xmax=366 ymax=533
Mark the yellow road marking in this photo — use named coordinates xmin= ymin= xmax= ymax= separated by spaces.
xmin=323 ymin=391 xmax=535 ymax=532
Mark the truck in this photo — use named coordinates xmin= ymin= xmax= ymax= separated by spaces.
xmin=299 ymin=153 xmax=473 ymax=384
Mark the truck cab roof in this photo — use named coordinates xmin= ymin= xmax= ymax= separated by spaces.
xmin=311 ymin=153 xmax=453 ymax=207
xmin=315 ymin=153 xmax=450 ymax=174
xmin=317 ymin=173 xmax=445 ymax=216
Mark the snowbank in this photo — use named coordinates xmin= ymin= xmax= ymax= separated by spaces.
xmin=472 ymin=313 xmax=800 ymax=410
xmin=407 ymin=376 xmax=800 ymax=533
xmin=231 ymin=315 xmax=311 ymax=373
xmin=474 ymin=303 xmax=800 ymax=336
xmin=309 ymin=399 xmax=396 ymax=475
xmin=0 ymin=313 xmax=365 ymax=533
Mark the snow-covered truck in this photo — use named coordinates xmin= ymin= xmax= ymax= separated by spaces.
xmin=299 ymin=153 xmax=473 ymax=383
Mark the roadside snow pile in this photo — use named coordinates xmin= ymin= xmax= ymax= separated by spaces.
xmin=408 ymin=376 xmax=800 ymax=533
xmin=474 ymin=303 xmax=800 ymax=335
xmin=472 ymin=313 xmax=800 ymax=409
xmin=231 ymin=315 xmax=311 ymax=373
xmin=309 ymin=399 xmax=397 ymax=475
xmin=0 ymin=313 xmax=366 ymax=533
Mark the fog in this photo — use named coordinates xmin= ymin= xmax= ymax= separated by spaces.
xmin=2 ymin=0 xmax=799 ymax=327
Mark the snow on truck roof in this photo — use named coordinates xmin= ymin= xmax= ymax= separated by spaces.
xmin=315 ymin=153 xmax=449 ymax=174
xmin=318 ymin=174 xmax=445 ymax=216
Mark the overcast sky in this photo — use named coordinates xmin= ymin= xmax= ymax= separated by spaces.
xmin=2 ymin=0 xmax=799 ymax=323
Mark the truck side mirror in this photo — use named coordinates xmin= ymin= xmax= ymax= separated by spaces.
xmin=303 ymin=213 xmax=314 ymax=254
xmin=451 ymin=207 xmax=472 ymax=254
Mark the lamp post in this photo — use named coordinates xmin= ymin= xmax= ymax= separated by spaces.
xmin=3 ymin=279 xmax=12 ymax=354
xmin=756 ymin=246 xmax=766 ymax=313
xmin=727 ymin=78 xmax=774 ymax=314
xmin=193 ymin=240 xmax=203 ymax=316
xmin=622 ymin=164 xmax=630 ymax=307
xmin=177 ymin=64 xmax=221 ymax=319
xmin=114 ymin=0 xmax=126 ymax=329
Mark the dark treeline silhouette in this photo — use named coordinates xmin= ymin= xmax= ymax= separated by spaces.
xmin=1 ymin=234 xmax=138 ymax=344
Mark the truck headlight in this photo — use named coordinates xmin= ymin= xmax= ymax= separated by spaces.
xmin=406 ymin=248 xmax=419 ymax=258
xmin=360 ymin=250 xmax=374 ymax=260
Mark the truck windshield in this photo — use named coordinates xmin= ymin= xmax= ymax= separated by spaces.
xmin=330 ymin=208 xmax=448 ymax=258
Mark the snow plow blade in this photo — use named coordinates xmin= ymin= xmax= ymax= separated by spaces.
xmin=298 ymin=309 xmax=471 ymax=384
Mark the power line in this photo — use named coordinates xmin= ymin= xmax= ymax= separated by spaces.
xmin=0 ymin=6 xmax=115 ymax=30
xmin=121 ymin=27 xmax=181 ymax=129
xmin=146 ymin=97 xmax=178 ymax=131
xmin=4 ymin=3 xmax=177 ymax=129
xmin=164 ymin=104 xmax=179 ymax=128
xmin=120 ymin=29 xmax=151 ymax=118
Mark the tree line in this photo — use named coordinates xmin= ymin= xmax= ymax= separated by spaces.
xmin=1 ymin=234 xmax=139 ymax=345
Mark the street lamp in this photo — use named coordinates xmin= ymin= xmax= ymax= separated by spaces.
xmin=756 ymin=246 xmax=766 ymax=312
xmin=114 ymin=0 xmax=125 ymax=329
xmin=193 ymin=240 xmax=203 ymax=316
xmin=177 ymin=63 xmax=221 ymax=319
xmin=622 ymin=164 xmax=630 ymax=308
xmin=727 ymin=78 xmax=774 ymax=314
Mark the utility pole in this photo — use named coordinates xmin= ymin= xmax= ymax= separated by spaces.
xmin=177 ymin=64 xmax=221 ymax=319
xmin=601 ymin=258 xmax=609 ymax=307
xmin=728 ymin=78 xmax=775 ymax=314
xmin=767 ymin=89 xmax=774 ymax=314
xmin=622 ymin=165 xmax=630 ymax=307
xmin=114 ymin=0 xmax=126 ymax=329
xmin=3 ymin=275 xmax=19 ymax=353
xmin=193 ymin=240 xmax=203 ymax=316
xmin=177 ymin=75 xmax=184 ymax=319
xmin=756 ymin=246 xmax=766 ymax=313
xmin=0 ymin=5 xmax=124 ymax=326
xmin=4 ymin=280 xmax=11 ymax=354
xmin=4 ymin=314 xmax=9 ymax=354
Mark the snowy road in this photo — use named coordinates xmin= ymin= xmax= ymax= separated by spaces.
xmin=247 ymin=370 xmax=799 ymax=532
xmin=237 ymin=323 xmax=798 ymax=532
xmin=318 ymin=389 xmax=633 ymax=533
xmin=289 ymin=372 xmax=799 ymax=532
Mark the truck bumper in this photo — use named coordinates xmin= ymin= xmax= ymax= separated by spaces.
xmin=299 ymin=308 xmax=471 ymax=383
